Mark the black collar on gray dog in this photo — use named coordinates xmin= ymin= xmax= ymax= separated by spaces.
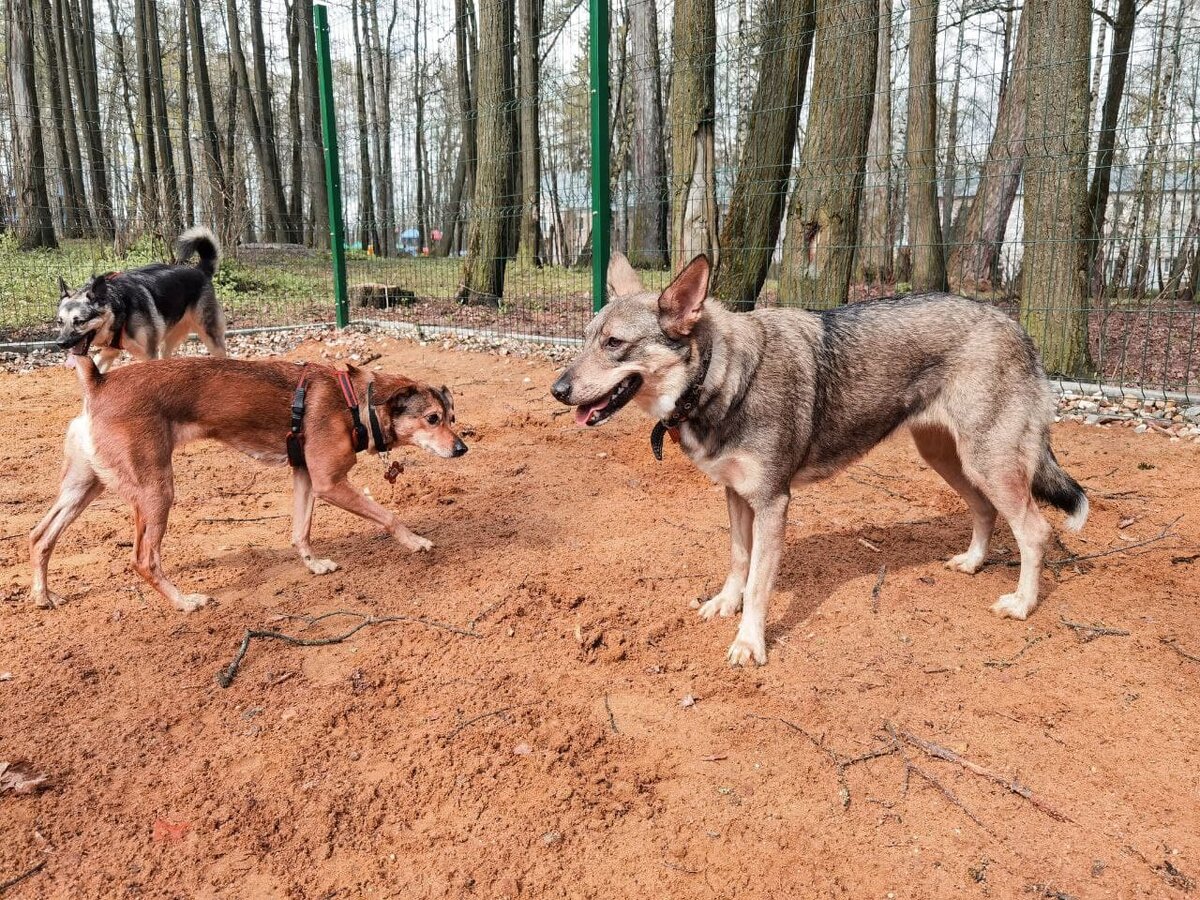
xmin=651 ymin=341 xmax=712 ymax=461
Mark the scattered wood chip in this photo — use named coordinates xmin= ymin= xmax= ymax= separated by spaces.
xmin=1117 ymin=516 xmax=1137 ymax=530
xmin=857 ymin=537 xmax=881 ymax=553
xmin=680 ymin=694 xmax=697 ymax=709
xmin=0 ymin=672 xmax=12 ymax=682
xmin=513 ymin=743 xmax=532 ymax=756
xmin=701 ymin=753 xmax=728 ymax=762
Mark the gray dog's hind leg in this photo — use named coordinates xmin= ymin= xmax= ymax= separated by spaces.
xmin=911 ymin=425 xmax=996 ymax=574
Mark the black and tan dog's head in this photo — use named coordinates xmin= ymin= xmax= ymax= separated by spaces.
xmin=368 ymin=371 xmax=467 ymax=459
xmin=551 ymin=253 xmax=710 ymax=425
xmin=55 ymin=273 xmax=119 ymax=355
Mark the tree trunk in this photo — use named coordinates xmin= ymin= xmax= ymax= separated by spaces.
xmin=438 ymin=0 xmax=478 ymax=257
xmin=1131 ymin=0 xmax=1186 ymax=299
xmin=856 ymin=0 xmax=893 ymax=285
xmin=108 ymin=0 xmax=143 ymax=234
xmin=65 ymin=0 xmax=113 ymax=237
xmin=298 ymin=0 xmax=329 ymax=248
xmin=187 ymin=0 xmax=229 ymax=242
xmin=947 ymin=10 xmax=1028 ymax=293
xmin=178 ymin=0 xmax=195 ymax=227
xmin=286 ymin=0 xmax=304 ymax=241
xmin=1021 ymin=0 xmax=1092 ymax=376
xmin=668 ymin=0 xmax=719 ymax=271
xmin=516 ymin=0 xmax=543 ymax=266
xmin=250 ymin=0 xmax=292 ymax=241
xmin=1085 ymin=0 xmax=1136 ymax=296
xmin=38 ymin=0 xmax=89 ymax=237
xmin=459 ymin=0 xmax=516 ymax=305
xmin=715 ymin=0 xmax=815 ymax=310
xmin=7 ymin=0 xmax=58 ymax=248
xmin=352 ymin=0 xmax=380 ymax=253
xmin=905 ymin=0 xmax=946 ymax=291
xmin=940 ymin=16 xmax=966 ymax=243
xmin=415 ymin=0 xmax=432 ymax=254
xmin=778 ymin=0 xmax=878 ymax=307
xmin=133 ymin=0 xmax=160 ymax=232
xmin=143 ymin=0 xmax=183 ymax=235
xmin=227 ymin=0 xmax=287 ymax=241
xmin=626 ymin=0 xmax=668 ymax=269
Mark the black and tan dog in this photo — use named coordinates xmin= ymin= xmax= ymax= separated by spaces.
xmin=552 ymin=253 xmax=1088 ymax=667
xmin=30 ymin=356 xmax=466 ymax=611
xmin=56 ymin=227 xmax=227 ymax=371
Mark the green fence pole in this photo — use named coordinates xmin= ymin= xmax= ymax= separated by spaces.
xmin=588 ymin=0 xmax=611 ymax=313
xmin=314 ymin=3 xmax=349 ymax=329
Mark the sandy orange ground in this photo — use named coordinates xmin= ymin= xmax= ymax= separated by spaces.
xmin=2 ymin=335 xmax=1198 ymax=899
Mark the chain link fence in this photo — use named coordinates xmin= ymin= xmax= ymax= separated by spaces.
xmin=1 ymin=0 xmax=1197 ymax=399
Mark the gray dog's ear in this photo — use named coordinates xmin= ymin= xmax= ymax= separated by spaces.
xmin=607 ymin=251 xmax=645 ymax=298
xmin=58 ymin=276 xmax=71 ymax=299
xmin=658 ymin=254 xmax=710 ymax=338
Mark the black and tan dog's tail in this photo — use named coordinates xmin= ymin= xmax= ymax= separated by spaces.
xmin=176 ymin=226 xmax=221 ymax=278
xmin=1032 ymin=446 xmax=1089 ymax=532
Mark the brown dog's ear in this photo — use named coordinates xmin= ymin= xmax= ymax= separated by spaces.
xmin=438 ymin=385 xmax=455 ymax=419
xmin=58 ymin=276 xmax=71 ymax=298
xmin=658 ymin=254 xmax=710 ymax=339
xmin=607 ymin=251 xmax=645 ymax=298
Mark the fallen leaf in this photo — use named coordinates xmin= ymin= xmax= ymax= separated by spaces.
xmin=0 ymin=762 xmax=49 ymax=794
xmin=1118 ymin=517 xmax=1136 ymax=530
xmin=680 ymin=694 xmax=697 ymax=709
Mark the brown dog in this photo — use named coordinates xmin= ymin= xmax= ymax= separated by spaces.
xmin=30 ymin=356 xmax=467 ymax=611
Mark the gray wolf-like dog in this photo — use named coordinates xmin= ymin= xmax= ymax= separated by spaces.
xmin=551 ymin=253 xmax=1088 ymax=667
xmin=56 ymin=226 xmax=227 ymax=371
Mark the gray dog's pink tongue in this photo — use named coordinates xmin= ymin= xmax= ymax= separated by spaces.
xmin=574 ymin=398 xmax=606 ymax=426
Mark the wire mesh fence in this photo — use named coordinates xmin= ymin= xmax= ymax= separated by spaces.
xmin=0 ymin=0 xmax=1197 ymax=399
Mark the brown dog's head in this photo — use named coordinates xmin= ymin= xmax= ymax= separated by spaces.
xmin=368 ymin=373 xmax=467 ymax=458
xmin=550 ymin=253 xmax=711 ymax=425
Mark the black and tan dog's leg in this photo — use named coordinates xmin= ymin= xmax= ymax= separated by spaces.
xmin=29 ymin=436 xmax=105 ymax=608
xmin=696 ymin=487 xmax=753 ymax=620
xmin=291 ymin=466 xmax=338 ymax=574
xmin=312 ymin=477 xmax=433 ymax=552
xmin=727 ymin=493 xmax=789 ymax=666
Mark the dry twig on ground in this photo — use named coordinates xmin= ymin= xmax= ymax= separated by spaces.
xmin=869 ymin=565 xmax=887 ymax=614
xmin=0 ymin=860 xmax=46 ymax=895
xmin=217 ymin=610 xmax=482 ymax=687
xmin=1059 ymin=616 xmax=1130 ymax=643
xmin=1161 ymin=637 xmax=1200 ymax=664
xmin=893 ymin=723 xmax=1073 ymax=823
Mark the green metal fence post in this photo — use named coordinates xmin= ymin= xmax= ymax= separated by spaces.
xmin=314 ymin=3 xmax=349 ymax=329
xmin=588 ymin=0 xmax=611 ymax=313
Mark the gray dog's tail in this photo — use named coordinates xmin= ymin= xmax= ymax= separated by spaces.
xmin=176 ymin=226 xmax=221 ymax=278
xmin=1032 ymin=446 xmax=1089 ymax=532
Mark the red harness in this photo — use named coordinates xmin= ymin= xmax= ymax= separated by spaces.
xmin=285 ymin=367 xmax=374 ymax=469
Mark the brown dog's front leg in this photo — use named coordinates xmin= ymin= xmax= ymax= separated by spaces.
xmin=727 ymin=493 xmax=789 ymax=667
xmin=130 ymin=491 xmax=210 ymax=612
xmin=314 ymin=479 xmax=433 ymax=552
xmin=291 ymin=467 xmax=338 ymax=574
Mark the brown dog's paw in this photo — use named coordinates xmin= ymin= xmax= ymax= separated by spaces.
xmin=400 ymin=533 xmax=433 ymax=553
xmin=31 ymin=590 xmax=64 ymax=610
xmin=304 ymin=557 xmax=339 ymax=575
xmin=175 ymin=593 xmax=212 ymax=613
